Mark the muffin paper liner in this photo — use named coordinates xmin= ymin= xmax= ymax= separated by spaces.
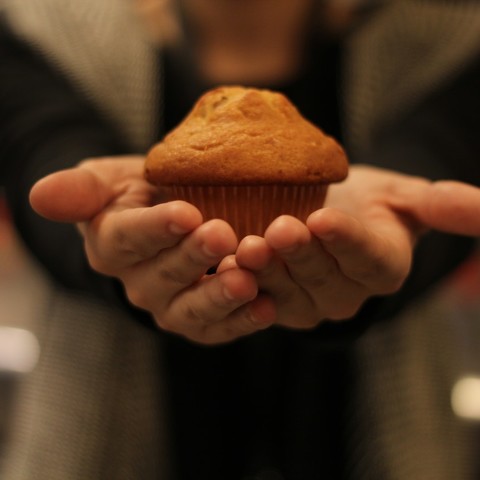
xmin=166 ymin=185 xmax=328 ymax=238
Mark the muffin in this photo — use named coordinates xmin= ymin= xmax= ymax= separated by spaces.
xmin=145 ymin=86 xmax=348 ymax=238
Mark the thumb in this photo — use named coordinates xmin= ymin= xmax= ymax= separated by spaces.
xmin=29 ymin=167 xmax=112 ymax=222
xmin=393 ymin=180 xmax=480 ymax=237
xmin=422 ymin=181 xmax=480 ymax=236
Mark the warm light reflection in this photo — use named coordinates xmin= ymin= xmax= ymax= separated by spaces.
xmin=451 ymin=376 xmax=480 ymax=421
xmin=0 ymin=327 xmax=40 ymax=374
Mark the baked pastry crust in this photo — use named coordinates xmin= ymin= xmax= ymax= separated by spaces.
xmin=145 ymin=86 xmax=348 ymax=185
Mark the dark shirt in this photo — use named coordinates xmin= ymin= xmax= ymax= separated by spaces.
xmin=162 ymin=37 xmax=342 ymax=139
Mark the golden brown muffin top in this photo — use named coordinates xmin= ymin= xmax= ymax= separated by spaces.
xmin=145 ymin=86 xmax=348 ymax=185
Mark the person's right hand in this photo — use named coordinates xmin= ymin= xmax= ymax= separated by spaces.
xmin=29 ymin=156 xmax=275 ymax=344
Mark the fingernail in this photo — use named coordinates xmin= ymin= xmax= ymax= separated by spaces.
xmin=168 ymin=222 xmax=191 ymax=235
xmin=201 ymin=243 xmax=220 ymax=258
xmin=249 ymin=294 xmax=276 ymax=327
xmin=247 ymin=310 xmax=272 ymax=328
xmin=222 ymin=286 xmax=235 ymax=301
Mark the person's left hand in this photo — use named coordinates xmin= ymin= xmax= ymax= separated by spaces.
xmin=218 ymin=165 xmax=480 ymax=329
xmin=29 ymin=155 xmax=276 ymax=344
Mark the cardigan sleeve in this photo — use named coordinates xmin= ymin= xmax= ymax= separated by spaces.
xmin=0 ymin=20 xmax=156 ymax=327
xmin=308 ymin=55 xmax=480 ymax=344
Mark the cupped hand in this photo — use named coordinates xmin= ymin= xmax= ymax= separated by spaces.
xmin=228 ymin=165 xmax=480 ymax=329
xmin=29 ymin=156 xmax=275 ymax=344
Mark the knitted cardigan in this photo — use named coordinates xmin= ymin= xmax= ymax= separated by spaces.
xmin=1 ymin=1 xmax=479 ymax=479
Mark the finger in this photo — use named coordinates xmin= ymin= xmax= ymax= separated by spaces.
xmin=158 ymin=269 xmax=275 ymax=344
xmin=264 ymin=216 xmax=341 ymax=287
xmin=236 ymin=234 xmax=320 ymax=328
xmin=307 ymin=208 xmax=411 ymax=293
xmin=83 ymin=201 xmax=203 ymax=271
xmin=29 ymin=168 xmax=114 ymax=222
xmin=198 ymin=294 xmax=277 ymax=345
xmin=236 ymin=235 xmax=292 ymax=295
xmin=235 ymin=236 xmax=274 ymax=269
xmin=265 ymin=216 xmax=365 ymax=319
xmin=121 ymin=219 xmax=239 ymax=309
xmin=29 ymin=156 xmax=147 ymax=222
xmin=217 ymin=254 xmax=238 ymax=273
xmin=391 ymin=180 xmax=480 ymax=236
xmin=238 ymin=225 xmax=370 ymax=324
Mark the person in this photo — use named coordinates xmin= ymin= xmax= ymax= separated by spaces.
xmin=1 ymin=0 xmax=480 ymax=478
